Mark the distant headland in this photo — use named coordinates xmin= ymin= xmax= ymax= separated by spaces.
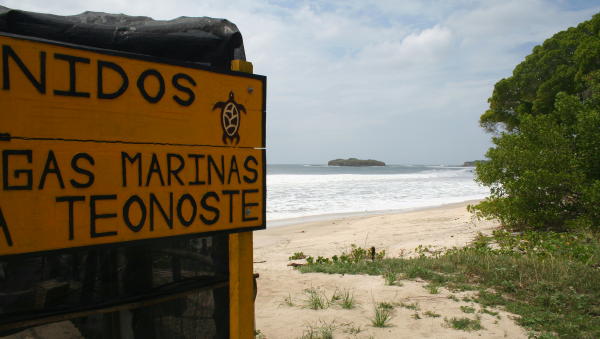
xmin=328 ymin=158 xmax=386 ymax=166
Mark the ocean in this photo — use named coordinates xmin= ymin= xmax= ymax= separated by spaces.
xmin=266 ymin=164 xmax=488 ymax=222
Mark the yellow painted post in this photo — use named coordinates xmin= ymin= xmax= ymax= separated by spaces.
xmin=229 ymin=59 xmax=256 ymax=339
xmin=231 ymin=59 xmax=254 ymax=74
xmin=229 ymin=232 xmax=254 ymax=339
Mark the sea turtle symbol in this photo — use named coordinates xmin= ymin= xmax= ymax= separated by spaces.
xmin=212 ymin=91 xmax=247 ymax=145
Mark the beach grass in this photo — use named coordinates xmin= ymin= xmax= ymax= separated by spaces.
xmin=296 ymin=229 xmax=600 ymax=338
xmin=344 ymin=323 xmax=362 ymax=335
xmin=303 ymin=287 xmax=329 ymax=310
xmin=480 ymin=308 xmax=500 ymax=318
xmin=460 ymin=305 xmax=476 ymax=314
xmin=445 ymin=316 xmax=483 ymax=331
xmin=338 ymin=289 xmax=356 ymax=309
xmin=447 ymin=294 xmax=459 ymax=302
xmin=377 ymin=301 xmax=394 ymax=310
xmin=382 ymin=269 xmax=397 ymax=285
xmin=371 ymin=303 xmax=393 ymax=327
xmin=397 ymin=302 xmax=419 ymax=311
xmin=283 ymin=293 xmax=295 ymax=306
xmin=425 ymin=283 xmax=440 ymax=294
xmin=299 ymin=320 xmax=336 ymax=339
xmin=424 ymin=310 xmax=441 ymax=318
xmin=289 ymin=251 xmax=307 ymax=260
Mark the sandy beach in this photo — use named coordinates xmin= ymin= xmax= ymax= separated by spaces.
xmin=254 ymin=201 xmax=528 ymax=338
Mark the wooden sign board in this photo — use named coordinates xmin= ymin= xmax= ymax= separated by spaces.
xmin=0 ymin=33 xmax=266 ymax=257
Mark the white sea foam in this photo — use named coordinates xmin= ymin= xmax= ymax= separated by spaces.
xmin=266 ymin=165 xmax=488 ymax=221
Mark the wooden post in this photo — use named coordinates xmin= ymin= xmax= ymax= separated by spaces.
xmin=229 ymin=59 xmax=255 ymax=339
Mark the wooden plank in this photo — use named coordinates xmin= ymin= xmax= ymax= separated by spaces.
xmin=0 ymin=33 xmax=265 ymax=148
xmin=228 ymin=59 xmax=257 ymax=339
xmin=0 ymin=141 xmax=265 ymax=256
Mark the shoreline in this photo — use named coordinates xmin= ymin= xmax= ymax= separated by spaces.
xmin=266 ymin=198 xmax=484 ymax=228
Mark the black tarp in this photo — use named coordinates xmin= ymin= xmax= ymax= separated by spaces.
xmin=0 ymin=7 xmax=241 ymax=339
xmin=0 ymin=6 xmax=246 ymax=71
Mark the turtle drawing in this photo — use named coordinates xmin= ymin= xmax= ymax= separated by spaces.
xmin=212 ymin=91 xmax=247 ymax=145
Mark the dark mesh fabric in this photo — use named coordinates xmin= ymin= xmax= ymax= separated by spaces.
xmin=0 ymin=235 xmax=229 ymax=338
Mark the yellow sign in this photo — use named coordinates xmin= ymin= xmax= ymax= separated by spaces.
xmin=0 ymin=33 xmax=266 ymax=256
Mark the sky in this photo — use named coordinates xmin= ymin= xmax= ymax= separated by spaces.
xmin=1 ymin=1 xmax=599 ymax=165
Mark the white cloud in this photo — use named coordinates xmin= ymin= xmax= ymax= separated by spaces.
xmin=355 ymin=25 xmax=453 ymax=69
xmin=402 ymin=25 xmax=452 ymax=53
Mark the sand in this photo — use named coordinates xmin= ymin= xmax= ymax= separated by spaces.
xmin=254 ymin=201 xmax=528 ymax=338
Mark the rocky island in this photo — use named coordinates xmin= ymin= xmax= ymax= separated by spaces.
xmin=328 ymin=158 xmax=386 ymax=166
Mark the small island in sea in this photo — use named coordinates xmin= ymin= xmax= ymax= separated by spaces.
xmin=328 ymin=158 xmax=386 ymax=166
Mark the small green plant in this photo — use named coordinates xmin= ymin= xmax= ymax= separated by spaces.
xmin=255 ymin=329 xmax=266 ymax=339
xmin=412 ymin=313 xmax=421 ymax=320
xmin=425 ymin=283 xmax=440 ymax=294
xmin=340 ymin=289 xmax=356 ymax=309
xmin=289 ymin=252 xmax=306 ymax=260
xmin=328 ymin=288 xmax=356 ymax=309
xmin=450 ymin=283 xmax=476 ymax=291
xmin=415 ymin=244 xmax=444 ymax=258
xmin=460 ymin=305 xmax=476 ymax=314
xmin=424 ymin=310 xmax=441 ymax=318
xmin=300 ymin=320 xmax=336 ymax=339
xmin=344 ymin=323 xmax=362 ymax=335
xmin=480 ymin=308 xmax=499 ymax=317
xmin=448 ymin=294 xmax=459 ymax=302
xmin=445 ymin=316 xmax=483 ymax=331
xmin=282 ymin=293 xmax=294 ymax=306
xmin=398 ymin=302 xmax=419 ymax=311
xmin=315 ymin=256 xmax=331 ymax=264
xmin=318 ymin=326 xmax=334 ymax=339
xmin=378 ymin=301 xmax=394 ymax=310
xmin=474 ymin=290 xmax=505 ymax=307
xmin=383 ymin=270 xmax=397 ymax=285
xmin=371 ymin=304 xmax=392 ymax=328
xmin=304 ymin=287 xmax=328 ymax=310
xmin=330 ymin=289 xmax=342 ymax=302
xmin=319 ymin=322 xmax=335 ymax=339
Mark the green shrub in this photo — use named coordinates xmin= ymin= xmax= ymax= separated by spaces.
xmin=473 ymin=14 xmax=600 ymax=232
xmin=289 ymin=252 xmax=306 ymax=260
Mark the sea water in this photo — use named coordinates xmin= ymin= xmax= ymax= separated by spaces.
xmin=267 ymin=164 xmax=488 ymax=222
